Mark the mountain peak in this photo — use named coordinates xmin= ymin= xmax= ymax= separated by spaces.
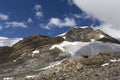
xmin=65 ymin=26 xmax=120 ymax=44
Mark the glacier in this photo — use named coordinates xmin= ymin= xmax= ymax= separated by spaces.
xmin=50 ymin=41 xmax=120 ymax=56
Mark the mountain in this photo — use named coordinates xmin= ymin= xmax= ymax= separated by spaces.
xmin=0 ymin=27 xmax=120 ymax=80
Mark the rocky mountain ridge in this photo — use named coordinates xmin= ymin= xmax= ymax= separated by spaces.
xmin=64 ymin=27 xmax=120 ymax=44
xmin=0 ymin=27 xmax=120 ymax=80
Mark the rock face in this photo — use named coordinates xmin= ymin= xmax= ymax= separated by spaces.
xmin=65 ymin=27 xmax=120 ymax=44
xmin=66 ymin=27 xmax=93 ymax=42
xmin=0 ymin=47 xmax=13 ymax=63
xmin=5 ymin=34 xmax=64 ymax=62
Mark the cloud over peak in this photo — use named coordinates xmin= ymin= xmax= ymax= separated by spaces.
xmin=43 ymin=17 xmax=76 ymax=29
xmin=73 ymin=0 xmax=120 ymax=38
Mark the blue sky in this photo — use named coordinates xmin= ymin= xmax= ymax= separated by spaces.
xmin=0 ymin=0 xmax=101 ymax=38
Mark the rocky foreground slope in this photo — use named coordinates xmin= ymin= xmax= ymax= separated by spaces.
xmin=0 ymin=27 xmax=120 ymax=80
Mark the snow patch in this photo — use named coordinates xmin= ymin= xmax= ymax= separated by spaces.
xmin=35 ymin=59 xmax=65 ymax=71
xmin=110 ymin=59 xmax=120 ymax=62
xmin=101 ymin=63 xmax=109 ymax=67
xmin=99 ymin=34 xmax=105 ymax=38
xmin=32 ymin=50 xmax=39 ymax=54
xmin=90 ymin=39 xmax=95 ymax=42
xmin=57 ymin=32 xmax=66 ymax=39
xmin=41 ymin=61 xmax=62 ymax=70
xmin=80 ymin=26 xmax=88 ymax=28
xmin=25 ymin=75 xmax=36 ymax=79
xmin=63 ymin=36 xmax=66 ymax=39
xmin=57 ymin=32 xmax=66 ymax=37
xmin=3 ymin=77 xmax=14 ymax=80
xmin=13 ymin=60 xmax=16 ymax=62
xmin=31 ymin=50 xmax=39 ymax=57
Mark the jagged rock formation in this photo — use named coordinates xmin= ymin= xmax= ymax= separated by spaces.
xmin=66 ymin=27 xmax=93 ymax=41
xmin=65 ymin=27 xmax=120 ymax=44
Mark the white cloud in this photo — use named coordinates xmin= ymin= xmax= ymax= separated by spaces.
xmin=0 ymin=13 xmax=9 ymax=20
xmin=0 ymin=25 xmax=3 ymax=30
xmin=5 ymin=22 xmax=27 ymax=28
xmin=74 ymin=13 xmax=92 ymax=19
xmin=96 ymin=24 xmax=120 ymax=39
xmin=27 ymin=18 xmax=33 ymax=23
xmin=34 ymin=4 xmax=43 ymax=18
xmin=0 ymin=37 xmax=23 ymax=47
xmin=73 ymin=0 xmax=120 ymax=38
xmin=43 ymin=17 xmax=76 ymax=29
xmin=34 ymin=4 xmax=41 ymax=11
xmin=36 ymin=11 xmax=43 ymax=18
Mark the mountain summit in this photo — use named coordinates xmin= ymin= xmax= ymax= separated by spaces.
xmin=63 ymin=27 xmax=120 ymax=44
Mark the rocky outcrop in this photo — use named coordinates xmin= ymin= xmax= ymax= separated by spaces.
xmin=66 ymin=27 xmax=93 ymax=42
xmin=0 ymin=47 xmax=13 ymax=63
xmin=65 ymin=27 xmax=120 ymax=44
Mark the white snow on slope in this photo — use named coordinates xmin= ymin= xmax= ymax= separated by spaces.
xmin=57 ymin=32 xmax=66 ymax=37
xmin=50 ymin=41 xmax=120 ymax=56
xmin=41 ymin=60 xmax=62 ymax=70
xmin=57 ymin=32 xmax=66 ymax=39
xmin=3 ymin=77 xmax=14 ymax=80
xmin=101 ymin=63 xmax=109 ymax=67
xmin=99 ymin=34 xmax=105 ymax=38
xmin=0 ymin=37 xmax=22 ymax=47
xmin=50 ymin=41 xmax=90 ymax=55
xmin=110 ymin=59 xmax=120 ymax=62
xmin=31 ymin=50 xmax=39 ymax=57
xmin=25 ymin=75 xmax=36 ymax=79
xmin=34 ymin=59 xmax=65 ymax=71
